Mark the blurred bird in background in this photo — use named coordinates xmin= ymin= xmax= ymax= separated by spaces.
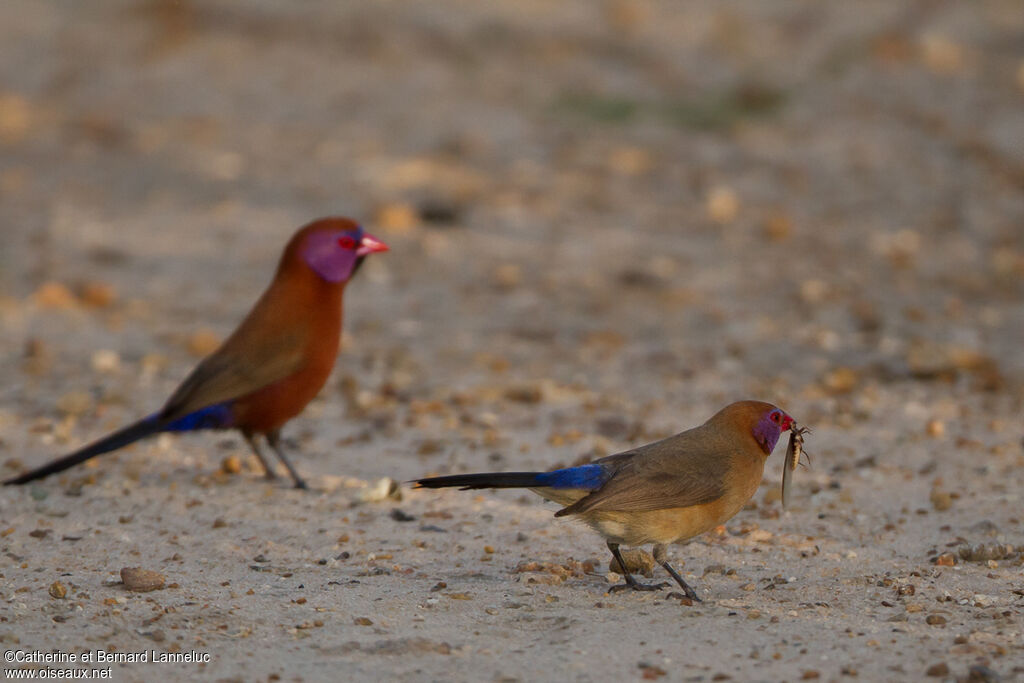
xmin=5 ymin=217 xmax=388 ymax=489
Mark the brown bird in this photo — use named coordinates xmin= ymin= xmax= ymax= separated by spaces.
xmin=4 ymin=217 xmax=388 ymax=489
xmin=413 ymin=400 xmax=796 ymax=600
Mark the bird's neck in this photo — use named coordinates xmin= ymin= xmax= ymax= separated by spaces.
xmin=262 ymin=260 xmax=346 ymax=337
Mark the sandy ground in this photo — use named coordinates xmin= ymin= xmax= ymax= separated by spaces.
xmin=1 ymin=1 xmax=1023 ymax=681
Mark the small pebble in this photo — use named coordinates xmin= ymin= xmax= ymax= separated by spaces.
xmin=972 ymin=594 xmax=996 ymax=608
xmin=90 ymin=349 xmax=120 ymax=373
xmin=706 ymin=186 xmax=739 ymax=224
xmin=609 ymin=549 xmax=655 ymax=577
xmin=120 ymin=567 xmax=166 ymax=592
xmin=959 ymin=543 xmax=1016 ymax=562
xmin=390 ymin=508 xmax=415 ymax=522
xmin=48 ymin=581 xmax=67 ymax=599
xmin=33 ymin=282 xmax=78 ymax=309
xmin=221 ymin=455 xmax=242 ymax=475
xmin=920 ymin=33 xmax=964 ymax=74
xmin=56 ymin=391 xmax=93 ymax=417
xmin=504 ymin=384 xmax=543 ymax=404
xmin=762 ymin=210 xmax=792 ymax=242
xmin=638 ymin=662 xmax=667 ymax=679
xmin=492 ymin=264 xmax=522 ymax=289
xmin=78 ymin=281 xmax=117 ymax=308
xmin=822 ymin=367 xmax=858 ymax=393
xmin=930 ymin=488 xmax=952 ymax=511
xmin=607 ymin=145 xmax=651 ymax=175
xmin=520 ymin=572 xmax=563 ymax=586
xmin=800 ymin=280 xmax=830 ymax=306
xmin=966 ymin=665 xmax=999 ymax=682
xmin=359 ymin=477 xmax=401 ymax=503
xmin=375 ymin=203 xmax=419 ymax=234
xmin=0 ymin=93 xmax=31 ymax=141
xmin=187 ymin=329 xmax=221 ymax=357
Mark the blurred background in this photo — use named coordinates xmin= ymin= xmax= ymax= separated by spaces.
xmin=1 ymin=0 xmax=1022 ymax=442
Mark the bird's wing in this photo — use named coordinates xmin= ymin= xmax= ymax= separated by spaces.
xmin=555 ymin=430 xmax=731 ymax=516
xmin=159 ymin=328 xmax=307 ymax=423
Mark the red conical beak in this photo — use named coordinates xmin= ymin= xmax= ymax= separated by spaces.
xmin=356 ymin=233 xmax=389 ymax=256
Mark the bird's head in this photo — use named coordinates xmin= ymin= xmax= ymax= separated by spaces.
xmin=294 ymin=217 xmax=389 ymax=283
xmin=709 ymin=400 xmax=795 ymax=457
xmin=752 ymin=405 xmax=795 ymax=455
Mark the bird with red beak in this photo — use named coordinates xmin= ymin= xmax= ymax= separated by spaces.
xmin=5 ymin=217 xmax=388 ymax=489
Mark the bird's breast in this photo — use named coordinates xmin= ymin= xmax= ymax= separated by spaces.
xmin=231 ymin=279 xmax=344 ymax=434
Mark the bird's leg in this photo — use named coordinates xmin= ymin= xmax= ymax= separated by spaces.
xmin=607 ymin=542 xmax=669 ymax=593
xmin=652 ymin=544 xmax=701 ymax=602
xmin=242 ymin=431 xmax=278 ymax=480
xmin=266 ymin=430 xmax=308 ymax=490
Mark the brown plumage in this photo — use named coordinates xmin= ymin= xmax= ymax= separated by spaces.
xmin=414 ymin=400 xmax=797 ymax=600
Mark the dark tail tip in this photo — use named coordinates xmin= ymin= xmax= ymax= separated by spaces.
xmin=411 ymin=472 xmax=543 ymax=491
xmin=3 ymin=415 xmax=162 ymax=486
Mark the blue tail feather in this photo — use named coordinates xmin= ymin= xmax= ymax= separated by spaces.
xmin=162 ymin=403 xmax=235 ymax=432
xmin=535 ymin=464 xmax=608 ymax=490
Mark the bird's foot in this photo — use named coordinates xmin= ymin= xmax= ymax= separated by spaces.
xmin=292 ymin=478 xmax=309 ymax=490
xmin=609 ymin=581 xmax=669 ymax=593
xmin=666 ymin=590 xmax=702 ymax=604
xmin=658 ymin=560 xmax=702 ymax=602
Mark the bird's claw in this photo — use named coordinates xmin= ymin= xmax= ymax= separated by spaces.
xmin=665 ymin=591 xmax=702 ymax=605
xmin=609 ymin=581 xmax=669 ymax=593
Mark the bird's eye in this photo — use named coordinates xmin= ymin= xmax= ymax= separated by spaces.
xmin=338 ymin=235 xmax=357 ymax=249
xmin=771 ymin=412 xmax=780 ymax=423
